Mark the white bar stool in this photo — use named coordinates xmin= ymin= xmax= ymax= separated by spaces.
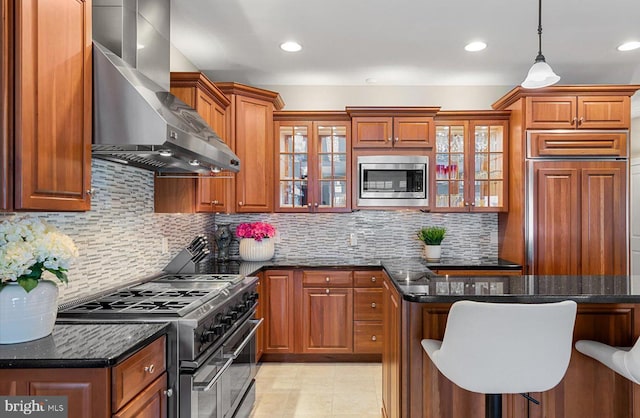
xmin=575 ymin=338 xmax=640 ymax=384
xmin=421 ymin=300 xmax=577 ymax=418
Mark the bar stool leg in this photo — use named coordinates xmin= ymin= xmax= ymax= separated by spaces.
xmin=485 ymin=394 xmax=502 ymax=418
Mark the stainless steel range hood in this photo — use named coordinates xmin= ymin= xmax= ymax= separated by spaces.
xmin=91 ymin=0 xmax=240 ymax=174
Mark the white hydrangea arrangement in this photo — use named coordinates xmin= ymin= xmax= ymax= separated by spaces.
xmin=0 ymin=216 xmax=78 ymax=292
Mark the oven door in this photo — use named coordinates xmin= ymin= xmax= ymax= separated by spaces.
xmin=180 ymin=347 xmax=230 ymax=418
xmin=222 ymin=318 xmax=263 ymax=418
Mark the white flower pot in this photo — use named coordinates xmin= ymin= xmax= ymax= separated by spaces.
xmin=423 ymin=244 xmax=442 ymax=262
xmin=239 ymin=238 xmax=275 ymax=262
xmin=0 ymin=280 xmax=59 ymax=344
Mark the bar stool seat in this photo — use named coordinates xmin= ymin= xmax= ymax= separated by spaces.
xmin=575 ymin=339 xmax=640 ymax=384
xmin=421 ymin=300 xmax=577 ymax=418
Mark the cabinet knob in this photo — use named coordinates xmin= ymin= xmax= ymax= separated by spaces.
xmin=578 ymin=117 xmax=584 ymax=125
xmin=371 ymin=302 xmax=377 ymax=308
xmin=464 ymin=202 xmax=470 ymax=206
xmin=471 ymin=202 xmax=475 ymax=206
xmin=572 ymin=117 xmax=578 ymax=125
xmin=238 ymin=201 xmax=244 ymax=206
xmin=371 ymin=335 xmax=377 ymax=341
xmin=394 ymin=137 xmax=399 ymax=142
xmin=144 ymin=364 xmax=155 ymax=374
xmin=371 ymin=276 xmax=377 ymax=282
xmin=314 ymin=203 xmax=319 ymax=207
xmin=325 ymin=289 xmax=330 ymax=294
xmin=86 ymin=189 xmax=94 ymax=196
xmin=387 ymin=137 xmax=391 ymax=142
xmin=211 ymin=200 xmax=219 ymax=205
xmin=163 ymin=388 xmax=173 ymax=397
xmin=325 ymin=277 xmax=330 ymax=282
xmin=307 ymin=203 xmax=312 ymax=207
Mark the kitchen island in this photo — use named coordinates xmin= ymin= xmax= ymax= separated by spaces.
xmin=383 ymin=271 xmax=640 ymax=418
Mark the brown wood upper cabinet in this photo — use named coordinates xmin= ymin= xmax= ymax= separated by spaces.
xmin=274 ymin=112 xmax=351 ymax=212
xmin=347 ymin=107 xmax=440 ymax=149
xmin=433 ymin=112 xmax=510 ymax=212
xmin=216 ymin=83 xmax=284 ymax=213
xmin=2 ymin=0 xmax=92 ymax=211
xmin=526 ymin=95 xmax=630 ymax=130
xmin=155 ymin=72 xmax=233 ymax=213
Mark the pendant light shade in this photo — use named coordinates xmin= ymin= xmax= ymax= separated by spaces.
xmin=521 ymin=0 xmax=560 ymax=89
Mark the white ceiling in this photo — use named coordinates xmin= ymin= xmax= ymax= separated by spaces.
xmin=170 ymin=0 xmax=640 ymax=88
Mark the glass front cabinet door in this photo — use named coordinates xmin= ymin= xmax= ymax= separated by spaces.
xmin=434 ymin=119 xmax=507 ymax=212
xmin=275 ymin=119 xmax=351 ymax=212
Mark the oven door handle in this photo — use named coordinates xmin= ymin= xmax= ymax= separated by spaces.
xmin=226 ymin=318 xmax=264 ymax=359
xmin=193 ymin=356 xmax=234 ymax=392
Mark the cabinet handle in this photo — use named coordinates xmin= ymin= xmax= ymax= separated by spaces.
xmin=471 ymin=202 xmax=475 ymax=206
xmin=325 ymin=289 xmax=330 ymax=294
xmin=394 ymin=137 xmax=399 ymax=142
xmin=578 ymin=117 xmax=584 ymax=125
xmin=163 ymin=388 xmax=173 ymax=397
xmin=387 ymin=137 xmax=391 ymax=142
xmin=314 ymin=203 xmax=319 ymax=207
xmin=572 ymin=117 xmax=577 ymax=125
xmin=144 ymin=364 xmax=155 ymax=374
xmin=371 ymin=335 xmax=377 ymax=341
xmin=211 ymin=200 xmax=219 ymax=205
xmin=371 ymin=302 xmax=377 ymax=308
xmin=464 ymin=202 xmax=470 ymax=206
xmin=238 ymin=201 xmax=244 ymax=206
xmin=86 ymin=189 xmax=94 ymax=196
xmin=325 ymin=277 xmax=330 ymax=282
xmin=307 ymin=203 xmax=312 ymax=207
xmin=371 ymin=276 xmax=376 ymax=282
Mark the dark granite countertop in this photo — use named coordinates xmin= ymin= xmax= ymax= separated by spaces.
xmin=424 ymin=257 xmax=522 ymax=270
xmin=0 ymin=322 xmax=169 ymax=369
xmin=201 ymin=257 xmax=640 ymax=304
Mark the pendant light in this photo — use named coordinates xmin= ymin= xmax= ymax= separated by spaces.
xmin=521 ymin=0 xmax=560 ymax=88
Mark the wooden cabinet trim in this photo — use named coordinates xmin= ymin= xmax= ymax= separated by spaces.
xmin=0 ymin=0 xmax=12 ymax=211
xmin=274 ymin=110 xmax=350 ymax=121
xmin=346 ymin=106 xmax=440 ymax=117
xmin=112 ymin=336 xmax=166 ymax=412
xmin=215 ymin=81 xmax=284 ymax=110
xmin=170 ymin=72 xmax=230 ymax=108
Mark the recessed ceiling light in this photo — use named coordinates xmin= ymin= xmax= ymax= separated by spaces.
xmin=280 ymin=41 xmax=302 ymax=52
xmin=464 ymin=41 xmax=487 ymax=52
xmin=617 ymin=41 xmax=640 ymax=51
xmin=189 ymin=160 xmax=200 ymax=166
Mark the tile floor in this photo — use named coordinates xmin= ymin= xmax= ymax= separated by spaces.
xmin=249 ymin=362 xmax=382 ymax=418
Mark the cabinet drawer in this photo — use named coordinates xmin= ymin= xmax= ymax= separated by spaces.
xmin=528 ymin=132 xmax=627 ymax=157
xmin=353 ymin=270 xmax=385 ymax=287
xmin=354 ymin=288 xmax=383 ymax=321
xmin=302 ymin=270 xmax=353 ymax=287
xmin=354 ymin=321 xmax=383 ymax=353
xmin=112 ymin=336 xmax=166 ymax=412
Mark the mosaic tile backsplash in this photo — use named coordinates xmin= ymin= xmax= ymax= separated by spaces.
xmin=2 ymin=159 xmax=497 ymax=304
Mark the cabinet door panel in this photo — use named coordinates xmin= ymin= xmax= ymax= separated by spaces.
xmin=581 ymin=163 xmax=626 ymax=275
xmin=526 ymin=96 xmax=577 ymax=129
xmin=113 ymin=373 xmax=167 ymax=418
xmin=382 ymin=279 xmax=401 ymax=418
xmin=394 ymin=117 xmax=432 ymax=147
xmin=352 ymin=117 xmax=393 ymax=148
xmin=15 ymin=0 xmax=91 ymax=210
xmin=235 ymin=96 xmax=273 ymax=212
xmin=301 ymin=288 xmax=353 ymax=353
xmin=578 ymin=96 xmax=629 ymax=129
xmin=1 ymin=0 xmax=11 ymax=210
xmin=533 ymin=164 xmax=581 ymax=275
xmin=264 ymin=271 xmax=295 ymax=353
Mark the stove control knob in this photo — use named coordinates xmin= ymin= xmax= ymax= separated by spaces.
xmin=236 ymin=302 xmax=247 ymax=313
xmin=245 ymin=300 xmax=254 ymax=309
xmin=200 ymin=329 xmax=218 ymax=343
xmin=212 ymin=324 xmax=224 ymax=336
xmin=221 ymin=315 xmax=233 ymax=326
xmin=229 ymin=310 xmax=239 ymax=320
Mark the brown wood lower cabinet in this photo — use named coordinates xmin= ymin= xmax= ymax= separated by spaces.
xmin=382 ymin=277 xmax=400 ymax=418
xmin=263 ymin=270 xmax=295 ymax=353
xmin=301 ymin=287 xmax=353 ymax=353
xmin=394 ymin=302 xmax=640 ymax=418
xmin=0 ymin=335 xmax=168 ymax=418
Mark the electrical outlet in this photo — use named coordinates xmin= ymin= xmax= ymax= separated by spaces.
xmin=349 ymin=233 xmax=358 ymax=247
xmin=161 ymin=237 xmax=169 ymax=255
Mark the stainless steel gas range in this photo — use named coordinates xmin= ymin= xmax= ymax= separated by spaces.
xmin=58 ymin=273 xmax=260 ymax=418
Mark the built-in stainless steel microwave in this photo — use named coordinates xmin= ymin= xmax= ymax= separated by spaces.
xmin=357 ymin=155 xmax=428 ymax=206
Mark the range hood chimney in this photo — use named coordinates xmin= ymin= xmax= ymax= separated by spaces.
xmin=91 ymin=0 xmax=240 ymax=174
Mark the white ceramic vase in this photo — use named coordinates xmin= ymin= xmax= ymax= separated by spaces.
xmin=239 ymin=238 xmax=275 ymax=262
xmin=0 ymin=280 xmax=59 ymax=344
xmin=423 ymin=244 xmax=442 ymax=262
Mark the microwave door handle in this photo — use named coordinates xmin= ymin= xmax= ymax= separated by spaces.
xmin=226 ymin=318 xmax=264 ymax=359
xmin=194 ymin=356 xmax=233 ymax=392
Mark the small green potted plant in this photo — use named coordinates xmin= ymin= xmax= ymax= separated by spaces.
xmin=417 ymin=226 xmax=447 ymax=261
